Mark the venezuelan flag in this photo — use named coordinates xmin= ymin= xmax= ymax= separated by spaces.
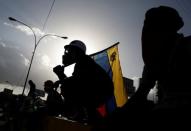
xmin=90 ymin=42 xmax=128 ymax=115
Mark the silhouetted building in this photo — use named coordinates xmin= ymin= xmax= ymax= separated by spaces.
xmin=123 ymin=77 xmax=135 ymax=98
xmin=3 ymin=88 xmax=13 ymax=96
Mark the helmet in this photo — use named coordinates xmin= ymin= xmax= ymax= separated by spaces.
xmin=64 ymin=40 xmax=86 ymax=53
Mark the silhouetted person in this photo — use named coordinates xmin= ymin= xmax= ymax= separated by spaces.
xmin=44 ymin=80 xmax=64 ymax=116
xmin=133 ymin=6 xmax=184 ymax=103
xmin=129 ymin=6 xmax=191 ymax=126
xmin=53 ymin=40 xmax=114 ymax=127
xmin=28 ymin=80 xmax=36 ymax=99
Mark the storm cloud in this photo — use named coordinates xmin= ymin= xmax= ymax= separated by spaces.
xmin=0 ymin=39 xmax=29 ymax=85
xmin=0 ymin=38 xmax=56 ymax=90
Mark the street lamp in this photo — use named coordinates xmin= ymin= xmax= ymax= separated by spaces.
xmin=8 ymin=17 xmax=68 ymax=95
xmin=22 ymin=34 xmax=67 ymax=96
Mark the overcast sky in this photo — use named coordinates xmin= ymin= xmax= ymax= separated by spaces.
xmin=0 ymin=0 xmax=191 ymax=90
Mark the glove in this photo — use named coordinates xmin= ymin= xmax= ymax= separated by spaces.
xmin=53 ymin=65 xmax=67 ymax=80
xmin=53 ymin=65 xmax=64 ymax=75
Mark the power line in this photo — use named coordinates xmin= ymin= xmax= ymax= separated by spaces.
xmin=42 ymin=0 xmax=56 ymax=32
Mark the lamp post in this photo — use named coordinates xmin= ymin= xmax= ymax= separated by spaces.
xmin=8 ymin=17 xmax=68 ymax=95
xmin=22 ymin=34 xmax=67 ymax=95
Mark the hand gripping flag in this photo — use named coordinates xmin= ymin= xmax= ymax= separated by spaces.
xmin=90 ymin=42 xmax=128 ymax=116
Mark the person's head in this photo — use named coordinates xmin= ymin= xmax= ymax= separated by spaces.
xmin=44 ymin=80 xmax=54 ymax=93
xmin=144 ymin=6 xmax=184 ymax=32
xmin=62 ymin=40 xmax=86 ymax=66
xmin=28 ymin=80 xmax=36 ymax=92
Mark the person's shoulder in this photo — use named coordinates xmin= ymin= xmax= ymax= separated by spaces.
xmin=178 ymin=35 xmax=191 ymax=56
xmin=81 ymin=54 xmax=96 ymax=65
xmin=85 ymin=54 xmax=93 ymax=60
xmin=180 ymin=35 xmax=191 ymax=48
xmin=183 ymin=35 xmax=191 ymax=43
xmin=176 ymin=35 xmax=191 ymax=47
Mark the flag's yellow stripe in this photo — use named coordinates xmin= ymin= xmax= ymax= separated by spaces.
xmin=107 ymin=46 xmax=128 ymax=107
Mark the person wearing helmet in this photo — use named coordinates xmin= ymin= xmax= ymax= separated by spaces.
xmin=53 ymin=40 xmax=114 ymax=126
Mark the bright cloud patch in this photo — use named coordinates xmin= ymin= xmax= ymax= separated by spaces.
xmin=0 ymin=42 xmax=6 ymax=47
xmin=4 ymin=22 xmax=44 ymax=36
xmin=41 ymin=54 xmax=50 ymax=67
xmin=20 ymin=53 xmax=29 ymax=66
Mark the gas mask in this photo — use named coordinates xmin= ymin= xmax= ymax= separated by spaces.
xmin=62 ymin=48 xmax=75 ymax=67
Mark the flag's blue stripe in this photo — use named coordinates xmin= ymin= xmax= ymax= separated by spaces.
xmin=91 ymin=51 xmax=116 ymax=114
xmin=92 ymin=51 xmax=112 ymax=78
xmin=106 ymin=96 xmax=117 ymax=113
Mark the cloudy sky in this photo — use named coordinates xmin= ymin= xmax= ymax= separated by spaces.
xmin=0 ymin=0 xmax=191 ymax=90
